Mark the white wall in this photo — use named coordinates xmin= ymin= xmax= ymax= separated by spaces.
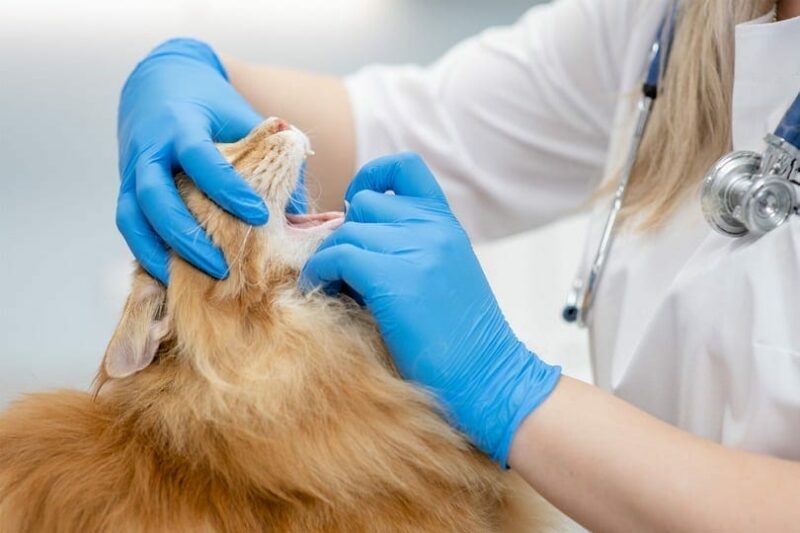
xmin=0 ymin=0 xmax=589 ymax=408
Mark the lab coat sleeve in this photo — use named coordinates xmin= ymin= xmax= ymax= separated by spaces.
xmin=345 ymin=0 xmax=641 ymax=241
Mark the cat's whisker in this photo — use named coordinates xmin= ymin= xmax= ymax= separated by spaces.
xmin=231 ymin=226 xmax=252 ymax=282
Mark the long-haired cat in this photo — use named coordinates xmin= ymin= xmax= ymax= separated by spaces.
xmin=0 ymin=118 xmax=564 ymax=531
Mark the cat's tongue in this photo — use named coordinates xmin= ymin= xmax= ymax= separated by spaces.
xmin=285 ymin=211 xmax=345 ymax=231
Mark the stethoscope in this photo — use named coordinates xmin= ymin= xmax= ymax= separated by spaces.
xmin=563 ymin=9 xmax=800 ymax=327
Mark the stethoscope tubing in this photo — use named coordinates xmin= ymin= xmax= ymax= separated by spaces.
xmin=562 ymin=15 xmax=670 ymax=326
xmin=564 ymin=94 xmax=654 ymax=326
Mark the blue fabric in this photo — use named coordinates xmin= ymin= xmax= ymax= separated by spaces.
xmin=775 ymin=92 xmax=800 ymax=150
xmin=300 ymin=153 xmax=561 ymax=466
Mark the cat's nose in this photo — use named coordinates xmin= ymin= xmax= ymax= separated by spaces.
xmin=264 ymin=116 xmax=290 ymax=134
xmin=273 ymin=118 xmax=290 ymax=132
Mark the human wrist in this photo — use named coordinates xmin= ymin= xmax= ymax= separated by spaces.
xmin=467 ymin=338 xmax=561 ymax=467
xmin=493 ymin=344 xmax=561 ymax=466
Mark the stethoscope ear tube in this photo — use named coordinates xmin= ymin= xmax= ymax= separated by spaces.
xmin=561 ymin=11 xmax=675 ymax=327
xmin=562 ymin=280 xmax=582 ymax=324
xmin=701 ymin=127 xmax=800 ymax=238
xmin=561 ymin=94 xmax=655 ymax=326
xmin=701 ymin=91 xmax=800 ymax=239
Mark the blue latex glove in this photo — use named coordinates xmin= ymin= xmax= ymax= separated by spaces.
xmin=117 ymin=38 xmax=273 ymax=284
xmin=300 ymin=153 xmax=561 ymax=466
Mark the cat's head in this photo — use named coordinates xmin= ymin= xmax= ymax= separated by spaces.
xmin=99 ymin=118 xmax=346 ymax=383
xmin=213 ymin=117 xmax=344 ymax=268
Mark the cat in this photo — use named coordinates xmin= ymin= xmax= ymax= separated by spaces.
xmin=0 ymin=118 xmax=563 ymax=531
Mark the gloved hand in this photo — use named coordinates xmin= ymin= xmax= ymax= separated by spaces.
xmin=300 ymin=153 xmax=561 ymax=466
xmin=117 ymin=38 xmax=272 ymax=284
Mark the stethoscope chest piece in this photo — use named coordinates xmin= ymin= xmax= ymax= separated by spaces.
xmin=701 ymin=135 xmax=799 ymax=238
xmin=701 ymin=150 xmax=761 ymax=237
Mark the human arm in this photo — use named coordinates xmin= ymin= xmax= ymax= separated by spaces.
xmin=301 ymin=153 xmax=800 ymax=531
xmin=510 ymin=376 xmax=800 ymax=531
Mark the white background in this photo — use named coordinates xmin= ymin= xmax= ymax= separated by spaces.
xmin=0 ymin=0 xmax=590 ymax=408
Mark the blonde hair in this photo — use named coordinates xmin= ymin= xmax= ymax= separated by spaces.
xmin=619 ymin=0 xmax=774 ymax=229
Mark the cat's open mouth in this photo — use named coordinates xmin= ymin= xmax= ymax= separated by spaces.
xmin=285 ymin=211 xmax=344 ymax=232
xmin=254 ymin=117 xmax=345 ymax=234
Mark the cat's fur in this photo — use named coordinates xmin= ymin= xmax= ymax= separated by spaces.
xmin=0 ymin=118 xmax=560 ymax=531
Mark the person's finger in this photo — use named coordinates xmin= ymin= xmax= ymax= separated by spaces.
xmin=315 ymin=221 xmax=404 ymax=255
xmin=299 ymin=243 xmax=384 ymax=298
xmin=286 ymin=161 xmax=308 ymax=215
xmin=346 ymin=189 xmax=418 ymax=224
xmin=116 ymin=190 xmax=171 ymax=284
xmin=134 ymin=158 xmax=229 ymax=279
xmin=174 ymin=134 xmax=269 ymax=225
xmin=344 ymin=152 xmax=447 ymax=204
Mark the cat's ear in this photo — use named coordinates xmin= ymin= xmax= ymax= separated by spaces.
xmin=102 ymin=267 xmax=169 ymax=379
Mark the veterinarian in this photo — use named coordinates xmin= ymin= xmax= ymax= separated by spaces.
xmin=115 ymin=0 xmax=800 ymax=529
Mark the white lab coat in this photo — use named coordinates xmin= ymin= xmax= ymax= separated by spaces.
xmin=345 ymin=0 xmax=800 ymax=460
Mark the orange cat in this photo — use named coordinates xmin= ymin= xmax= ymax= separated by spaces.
xmin=0 ymin=118 xmax=561 ymax=531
